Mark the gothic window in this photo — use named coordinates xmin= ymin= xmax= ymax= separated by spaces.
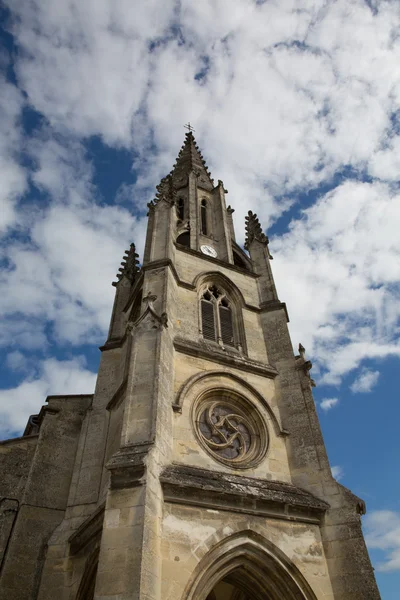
xmin=177 ymin=197 xmax=185 ymax=221
xmin=201 ymin=199 xmax=208 ymax=235
xmin=200 ymin=286 xmax=235 ymax=347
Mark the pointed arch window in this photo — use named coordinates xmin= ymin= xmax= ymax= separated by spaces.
xmin=200 ymin=286 xmax=235 ymax=347
xmin=201 ymin=199 xmax=208 ymax=235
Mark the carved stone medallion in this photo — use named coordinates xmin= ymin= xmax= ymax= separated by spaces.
xmin=193 ymin=392 xmax=268 ymax=469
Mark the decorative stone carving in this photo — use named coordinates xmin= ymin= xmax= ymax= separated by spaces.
xmin=296 ymin=343 xmax=316 ymax=387
xmin=126 ymin=292 xmax=168 ymax=332
xmin=193 ymin=392 xmax=268 ymax=469
xmin=198 ymin=402 xmax=251 ymax=461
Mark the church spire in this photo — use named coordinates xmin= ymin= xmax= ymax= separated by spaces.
xmin=170 ymin=131 xmax=214 ymax=191
xmin=143 ymin=128 xmax=235 ymax=264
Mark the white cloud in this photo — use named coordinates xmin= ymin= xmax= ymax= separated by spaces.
xmin=0 ymin=318 xmax=48 ymax=351
xmin=0 ymin=134 xmax=147 ymax=348
xmin=0 ymin=204 xmax=145 ymax=346
xmin=320 ymin=397 xmax=339 ymax=411
xmin=0 ymin=0 xmax=399 ymax=387
xmin=350 ymin=368 xmax=380 ymax=393
xmin=273 ymin=180 xmax=400 ymax=384
xmin=6 ymin=351 xmax=28 ymax=372
xmin=8 ymin=0 xmax=176 ymax=146
xmin=0 ymin=77 xmax=28 ymax=233
xmin=364 ymin=510 xmax=400 ymax=572
xmin=331 ymin=465 xmax=344 ymax=480
xmin=3 ymin=0 xmax=400 ymax=226
xmin=0 ymin=357 xmax=97 ymax=438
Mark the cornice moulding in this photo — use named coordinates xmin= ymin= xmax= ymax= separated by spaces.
xmin=161 ymin=465 xmax=329 ymax=524
xmin=173 ymin=337 xmax=278 ymax=379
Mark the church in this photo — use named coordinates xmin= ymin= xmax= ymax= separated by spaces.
xmin=0 ymin=131 xmax=380 ymax=599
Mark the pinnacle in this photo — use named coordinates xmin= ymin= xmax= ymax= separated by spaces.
xmin=113 ymin=243 xmax=140 ymax=286
xmin=244 ymin=211 xmax=272 ymax=258
xmin=147 ymin=173 xmax=176 ymax=211
xmin=170 ymin=131 xmax=214 ymax=190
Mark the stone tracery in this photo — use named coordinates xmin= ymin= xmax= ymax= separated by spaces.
xmin=193 ymin=391 xmax=268 ymax=469
xmin=198 ymin=402 xmax=251 ymax=461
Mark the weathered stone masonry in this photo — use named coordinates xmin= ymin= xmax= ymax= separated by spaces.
xmin=0 ymin=132 xmax=380 ymax=600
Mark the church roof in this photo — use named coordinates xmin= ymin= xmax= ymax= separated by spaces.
xmin=170 ymin=131 xmax=214 ymax=191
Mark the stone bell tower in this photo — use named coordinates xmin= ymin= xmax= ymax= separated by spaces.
xmin=0 ymin=131 xmax=380 ymax=600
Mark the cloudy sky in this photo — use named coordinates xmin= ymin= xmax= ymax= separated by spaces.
xmin=1 ymin=1 xmax=399 ymax=595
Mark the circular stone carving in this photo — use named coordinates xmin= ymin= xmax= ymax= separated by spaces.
xmin=193 ymin=392 xmax=268 ymax=469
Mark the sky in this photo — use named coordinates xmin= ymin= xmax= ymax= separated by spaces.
xmin=0 ymin=0 xmax=399 ymax=596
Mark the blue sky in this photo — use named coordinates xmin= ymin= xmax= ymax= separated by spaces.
xmin=1 ymin=1 xmax=400 ymax=596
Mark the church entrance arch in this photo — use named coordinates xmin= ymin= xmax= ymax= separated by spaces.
xmin=182 ymin=531 xmax=317 ymax=600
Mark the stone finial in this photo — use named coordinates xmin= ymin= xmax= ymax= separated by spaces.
xmin=244 ymin=211 xmax=272 ymax=259
xmin=113 ymin=243 xmax=140 ymax=286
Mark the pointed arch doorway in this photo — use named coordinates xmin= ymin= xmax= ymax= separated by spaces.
xmin=184 ymin=531 xmax=318 ymax=600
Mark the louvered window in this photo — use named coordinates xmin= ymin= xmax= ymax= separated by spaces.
xmin=219 ymin=305 xmax=234 ymax=346
xmin=201 ymin=287 xmax=238 ymax=348
xmin=201 ymin=299 xmax=216 ymax=341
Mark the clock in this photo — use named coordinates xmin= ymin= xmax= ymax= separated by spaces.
xmin=200 ymin=244 xmax=218 ymax=258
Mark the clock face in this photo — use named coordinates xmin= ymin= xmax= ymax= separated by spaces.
xmin=200 ymin=244 xmax=218 ymax=258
